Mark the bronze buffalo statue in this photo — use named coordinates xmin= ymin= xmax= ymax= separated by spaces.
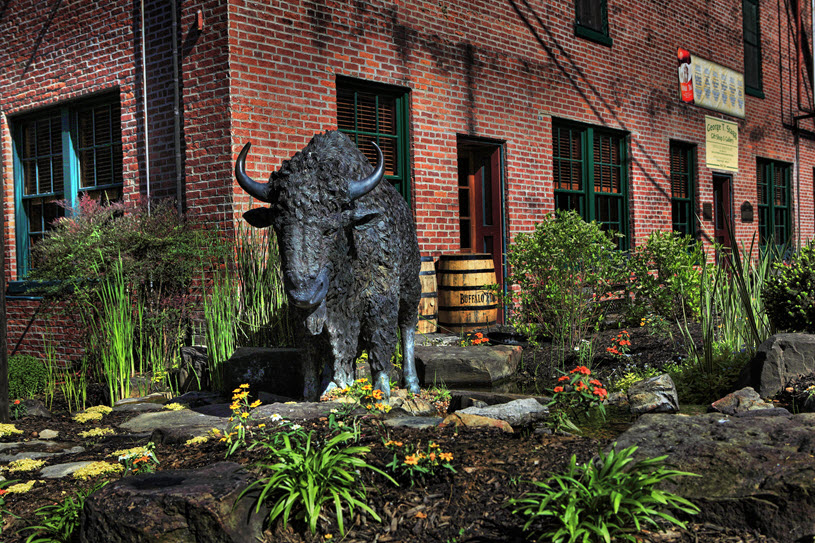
xmin=235 ymin=130 xmax=421 ymax=400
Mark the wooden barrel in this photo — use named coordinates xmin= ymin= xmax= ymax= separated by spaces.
xmin=417 ymin=256 xmax=438 ymax=334
xmin=437 ymin=254 xmax=497 ymax=333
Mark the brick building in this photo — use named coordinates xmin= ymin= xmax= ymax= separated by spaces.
xmin=2 ymin=0 xmax=815 ymax=361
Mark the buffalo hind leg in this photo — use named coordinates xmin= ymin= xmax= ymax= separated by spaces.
xmin=399 ymin=323 xmax=420 ymax=394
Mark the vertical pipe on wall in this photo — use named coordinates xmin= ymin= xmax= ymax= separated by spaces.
xmin=172 ymin=0 xmax=182 ymax=217
xmin=140 ymin=0 xmax=151 ymax=212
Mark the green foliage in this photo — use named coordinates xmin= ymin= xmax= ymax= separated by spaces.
xmin=763 ymin=240 xmax=815 ymax=332
xmin=29 ymin=196 xmax=221 ymax=392
xmin=501 ymin=210 xmax=626 ymax=352
xmin=627 ymin=231 xmax=703 ymax=322
xmin=242 ymin=428 xmax=396 ymax=536
xmin=508 ymin=445 xmax=699 ymax=543
xmin=0 ymin=479 xmax=19 ymax=536
xmin=117 ymin=442 xmax=159 ymax=476
xmin=22 ymin=481 xmax=109 ymax=543
xmin=8 ymin=354 xmax=48 ymax=399
xmin=669 ymin=345 xmax=750 ymax=405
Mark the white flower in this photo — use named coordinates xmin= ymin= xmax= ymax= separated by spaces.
xmin=291 ymin=424 xmax=302 ymax=430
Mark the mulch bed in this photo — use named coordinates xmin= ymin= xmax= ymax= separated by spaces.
xmin=0 ymin=323 xmax=780 ymax=542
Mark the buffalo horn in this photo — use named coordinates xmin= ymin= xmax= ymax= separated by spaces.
xmin=348 ymin=142 xmax=385 ymax=201
xmin=235 ymin=142 xmax=270 ymax=202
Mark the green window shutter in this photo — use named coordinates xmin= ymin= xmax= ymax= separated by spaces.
xmin=670 ymin=142 xmax=696 ymax=238
xmin=337 ymin=78 xmax=411 ymax=204
xmin=574 ymin=0 xmax=612 ymax=46
xmin=757 ymin=158 xmax=791 ymax=248
xmin=743 ymin=0 xmax=764 ymax=96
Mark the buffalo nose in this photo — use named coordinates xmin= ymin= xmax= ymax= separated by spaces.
xmin=286 ymin=268 xmax=329 ymax=309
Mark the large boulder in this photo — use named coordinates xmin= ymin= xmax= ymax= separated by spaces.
xmin=414 ymin=345 xmax=521 ymax=388
xmin=709 ymin=386 xmax=775 ymax=415
xmin=80 ymin=462 xmax=267 ymax=543
xmin=611 ymin=411 xmax=815 ymax=542
xmin=627 ymin=374 xmax=679 ymax=415
xmin=737 ymin=333 xmax=815 ymax=398
xmin=223 ymin=347 xmax=305 ymax=399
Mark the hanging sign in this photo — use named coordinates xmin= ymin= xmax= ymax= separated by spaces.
xmin=677 ymin=48 xmax=745 ymax=118
xmin=705 ymin=116 xmax=739 ymax=172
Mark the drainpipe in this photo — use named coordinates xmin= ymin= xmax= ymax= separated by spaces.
xmin=172 ymin=0 xmax=182 ymax=217
xmin=140 ymin=0 xmax=151 ymax=212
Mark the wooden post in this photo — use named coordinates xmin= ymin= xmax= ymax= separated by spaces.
xmin=0 ymin=110 xmax=8 ymax=423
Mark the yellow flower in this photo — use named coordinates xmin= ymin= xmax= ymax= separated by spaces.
xmin=250 ymin=400 xmax=261 ymax=408
xmin=240 ymin=383 xmax=250 ymax=389
xmin=233 ymin=388 xmax=242 ymax=394
xmin=404 ymin=455 xmax=419 ymax=466
xmin=440 ymin=452 xmax=453 ymax=462
xmin=240 ymin=412 xmax=250 ymax=419
xmin=258 ymin=423 xmax=266 ymax=428
xmin=429 ymin=442 xmax=439 ymax=449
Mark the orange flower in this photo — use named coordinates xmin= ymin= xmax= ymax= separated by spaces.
xmin=475 ymin=333 xmax=483 ymax=339
xmin=429 ymin=452 xmax=436 ymax=461
xmin=439 ymin=452 xmax=453 ymax=462
xmin=558 ymin=375 xmax=570 ymax=382
xmin=590 ymin=379 xmax=602 ymax=386
xmin=570 ymin=366 xmax=591 ymax=375
xmin=372 ymin=389 xmax=384 ymax=400
xmin=13 ymin=400 xmax=20 ymax=405
xmin=553 ymin=386 xmax=564 ymax=393
xmin=0 ymin=489 xmax=7 ymax=496
xmin=404 ymin=455 xmax=419 ymax=466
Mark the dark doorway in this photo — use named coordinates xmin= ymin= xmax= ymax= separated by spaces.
xmin=712 ymin=173 xmax=733 ymax=263
xmin=456 ymin=137 xmax=505 ymax=300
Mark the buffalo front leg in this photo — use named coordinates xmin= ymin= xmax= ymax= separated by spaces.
xmin=400 ymin=323 xmax=420 ymax=394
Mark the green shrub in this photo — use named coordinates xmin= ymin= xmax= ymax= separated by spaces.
xmin=628 ymin=231 xmax=703 ymax=322
xmin=501 ymin=210 xmax=626 ymax=351
xmin=8 ymin=355 xmax=48 ymax=399
xmin=508 ymin=444 xmax=699 ymax=543
xmin=669 ymin=344 xmax=750 ymax=405
xmin=21 ymin=481 xmax=108 ymax=543
xmin=763 ymin=241 xmax=815 ymax=332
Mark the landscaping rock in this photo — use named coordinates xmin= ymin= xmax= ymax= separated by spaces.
xmin=439 ymin=413 xmax=514 ymax=433
xmin=389 ymin=389 xmax=436 ymax=416
xmin=456 ymin=398 xmax=548 ymax=427
xmin=223 ymin=347 xmax=305 ymax=399
xmin=414 ymin=345 xmax=521 ymax=388
xmin=115 ymin=393 xmax=171 ymax=408
xmin=21 ymin=398 xmax=51 ymax=418
xmin=611 ymin=411 xmax=815 ymax=543
xmin=737 ymin=333 xmax=815 ymax=398
xmin=628 ymin=374 xmax=679 ymax=415
xmin=709 ymin=386 xmax=775 ymax=415
xmin=39 ymin=429 xmax=59 ymax=440
xmin=119 ymin=408 xmax=225 ymax=435
xmin=449 ymin=390 xmax=550 ymax=411
xmin=80 ymin=462 xmax=267 ymax=543
xmin=40 ymin=460 xmax=97 ymax=479
xmin=0 ymin=440 xmax=85 ymax=462
xmin=112 ymin=402 xmax=164 ymax=413
xmin=172 ymin=390 xmax=227 ymax=407
xmin=383 ymin=416 xmax=444 ymax=429
xmin=178 ymin=345 xmax=209 ymax=392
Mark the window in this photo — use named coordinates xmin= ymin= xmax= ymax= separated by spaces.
xmin=757 ymin=159 xmax=791 ymax=247
xmin=553 ymin=120 xmax=628 ymax=248
xmin=574 ymin=0 xmax=612 ymax=46
xmin=670 ymin=142 xmax=696 ymax=238
xmin=743 ymin=0 xmax=764 ymax=97
xmin=336 ymin=77 xmax=411 ymax=203
xmin=13 ymin=95 xmax=123 ymax=276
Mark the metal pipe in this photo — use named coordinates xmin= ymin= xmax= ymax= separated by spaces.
xmin=140 ymin=0 xmax=151 ymax=212
xmin=172 ymin=0 xmax=182 ymax=217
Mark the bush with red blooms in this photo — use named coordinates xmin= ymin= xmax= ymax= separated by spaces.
xmin=548 ymin=365 xmax=608 ymax=434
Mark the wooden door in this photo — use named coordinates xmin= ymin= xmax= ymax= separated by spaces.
xmin=712 ymin=173 xmax=733 ymax=263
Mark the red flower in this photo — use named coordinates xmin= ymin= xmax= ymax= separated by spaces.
xmin=13 ymin=400 xmax=20 ymax=405
xmin=0 ymin=489 xmax=6 ymax=496
xmin=558 ymin=375 xmax=570 ymax=382
xmin=570 ymin=366 xmax=591 ymax=375
xmin=553 ymin=386 xmax=564 ymax=393
xmin=589 ymin=379 xmax=602 ymax=387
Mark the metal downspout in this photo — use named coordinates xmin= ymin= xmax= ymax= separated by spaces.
xmin=172 ymin=0 xmax=182 ymax=217
xmin=140 ymin=0 xmax=151 ymax=212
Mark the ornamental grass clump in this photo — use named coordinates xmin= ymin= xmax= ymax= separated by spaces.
xmin=509 ymin=444 xmax=700 ymax=543
xmin=20 ymin=481 xmax=108 ymax=543
xmin=242 ymin=427 xmax=396 ymax=536
xmin=548 ymin=366 xmax=608 ymax=434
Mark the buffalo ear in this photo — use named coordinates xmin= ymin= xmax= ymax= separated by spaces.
xmin=350 ymin=207 xmax=383 ymax=230
xmin=243 ymin=207 xmax=275 ymax=228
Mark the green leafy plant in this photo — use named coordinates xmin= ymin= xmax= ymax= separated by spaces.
xmin=21 ymin=481 xmax=109 ymax=543
xmin=763 ymin=239 xmax=815 ymax=332
xmin=548 ymin=366 xmax=608 ymax=434
xmin=499 ymin=210 xmax=626 ymax=357
xmin=508 ymin=445 xmax=699 ymax=543
xmin=384 ymin=439 xmax=456 ymax=486
xmin=8 ymin=354 xmax=49 ymax=399
xmin=117 ymin=442 xmax=159 ymax=476
xmin=322 ymin=377 xmax=392 ymax=415
xmin=242 ymin=427 xmax=396 ymax=535
xmin=639 ymin=313 xmax=672 ymax=341
xmin=627 ymin=230 xmax=704 ymax=322
xmin=10 ymin=399 xmax=27 ymax=420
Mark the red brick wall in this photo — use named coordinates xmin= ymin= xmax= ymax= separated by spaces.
xmin=227 ymin=0 xmax=815 ymax=258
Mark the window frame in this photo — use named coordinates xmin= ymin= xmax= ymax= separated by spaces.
xmin=11 ymin=93 xmax=123 ymax=278
xmin=743 ymin=0 xmax=764 ymax=98
xmin=336 ymin=76 xmax=411 ymax=205
xmin=757 ymin=158 xmax=792 ymax=248
xmin=669 ymin=142 xmax=697 ymax=238
xmin=574 ymin=0 xmax=613 ymax=46
xmin=552 ymin=119 xmax=629 ymax=249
